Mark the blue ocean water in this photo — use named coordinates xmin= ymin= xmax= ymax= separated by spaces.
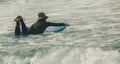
xmin=0 ymin=0 xmax=120 ymax=64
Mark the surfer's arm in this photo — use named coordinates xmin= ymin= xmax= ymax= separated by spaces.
xmin=46 ymin=22 xmax=68 ymax=26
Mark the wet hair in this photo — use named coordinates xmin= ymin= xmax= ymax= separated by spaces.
xmin=38 ymin=12 xmax=47 ymax=18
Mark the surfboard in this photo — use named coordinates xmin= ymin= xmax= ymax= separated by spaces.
xmin=45 ymin=26 xmax=66 ymax=32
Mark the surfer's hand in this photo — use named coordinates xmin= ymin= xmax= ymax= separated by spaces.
xmin=65 ymin=23 xmax=70 ymax=26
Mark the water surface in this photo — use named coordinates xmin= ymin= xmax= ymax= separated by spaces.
xmin=0 ymin=0 xmax=120 ymax=64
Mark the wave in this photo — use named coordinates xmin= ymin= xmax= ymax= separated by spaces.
xmin=1 ymin=47 xmax=120 ymax=64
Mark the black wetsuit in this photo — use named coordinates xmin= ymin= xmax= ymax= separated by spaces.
xmin=15 ymin=18 xmax=66 ymax=35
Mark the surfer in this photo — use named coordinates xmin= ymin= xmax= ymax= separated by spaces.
xmin=14 ymin=12 xmax=69 ymax=35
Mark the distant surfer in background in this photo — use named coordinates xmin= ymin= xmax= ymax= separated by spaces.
xmin=14 ymin=12 xmax=69 ymax=35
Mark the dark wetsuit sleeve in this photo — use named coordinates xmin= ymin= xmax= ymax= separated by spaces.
xmin=46 ymin=22 xmax=66 ymax=26
xmin=21 ymin=20 xmax=28 ymax=35
xmin=15 ymin=22 xmax=21 ymax=35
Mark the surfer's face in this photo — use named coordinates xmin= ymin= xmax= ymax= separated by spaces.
xmin=38 ymin=16 xmax=48 ymax=20
xmin=38 ymin=12 xmax=48 ymax=20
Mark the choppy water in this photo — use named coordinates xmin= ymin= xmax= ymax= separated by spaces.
xmin=0 ymin=0 xmax=120 ymax=64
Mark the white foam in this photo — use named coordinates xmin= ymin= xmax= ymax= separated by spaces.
xmin=2 ymin=47 xmax=120 ymax=64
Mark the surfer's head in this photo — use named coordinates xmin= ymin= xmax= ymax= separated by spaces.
xmin=38 ymin=12 xmax=48 ymax=19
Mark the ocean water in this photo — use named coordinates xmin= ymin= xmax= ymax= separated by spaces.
xmin=0 ymin=0 xmax=120 ymax=64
